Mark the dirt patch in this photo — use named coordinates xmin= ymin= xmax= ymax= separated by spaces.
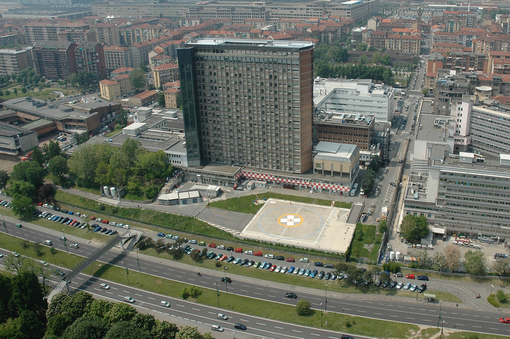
xmin=364 ymin=243 xmax=374 ymax=251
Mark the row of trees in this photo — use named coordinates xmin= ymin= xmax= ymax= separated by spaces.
xmin=408 ymin=245 xmax=510 ymax=276
xmin=0 ymin=263 xmax=215 ymax=339
xmin=315 ymin=63 xmax=394 ymax=84
xmin=1 ymin=140 xmax=68 ymax=219
xmin=68 ymin=139 xmax=172 ymax=199
xmin=361 ymin=155 xmax=381 ymax=197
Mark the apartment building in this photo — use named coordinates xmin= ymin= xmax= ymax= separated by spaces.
xmin=368 ymin=31 xmax=386 ymax=50
xmin=119 ymin=24 xmax=161 ymax=46
xmin=488 ymin=51 xmax=510 ymax=75
xmin=384 ymin=34 xmax=421 ymax=54
xmin=129 ymin=36 xmax=174 ymax=68
xmin=74 ymin=42 xmax=107 ymax=80
xmin=92 ymin=0 xmax=379 ymax=23
xmin=100 ymin=79 xmax=121 ymax=101
xmin=473 ymin=34 xmax=510 ymax=55
xmin=433 ymin=70 xmax=471 ymax=116
xmin=178 ymin=38 xmax=314 ymax=173
xmin=152 ymin=63 xmax=178 ymax=88
xmin=164 ymin=88 xmax=180 ymax=109
xmin=0 ymin=47 xmax=32 ymax=75
xmin=94 ymin=23 xmax=121 ymax=46
xmin=32 ymin=41 xmax=77 ymax=80
xmin=403 ymin=153 xmax=510 ymax=238
xmin=0 ymin=32 xmax=25 ymax=47
xmin=314 ymin=79 xmax=396 ymax=123
xmin=24 ymin=21 xmax=90 ymax=44
xmin=444 ymin=52 xmax=488 ymax=73
xmin=432 ymin=32 xmax=459 ymax=45
xmin=104 ymin=46 xmax=133 ymax=72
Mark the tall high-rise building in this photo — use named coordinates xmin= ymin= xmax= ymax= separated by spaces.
xmin=32 ymin=41 xmax=77 ymax=80
xmin=178 ymin=38 xmax=314 ymax=174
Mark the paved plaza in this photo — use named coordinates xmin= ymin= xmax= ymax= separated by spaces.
xmin=239 ymin=198 xmax=355 ymax=253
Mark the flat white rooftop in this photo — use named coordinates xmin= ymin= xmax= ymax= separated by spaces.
xmin=186 ymin=38 xmax=314 ymax=49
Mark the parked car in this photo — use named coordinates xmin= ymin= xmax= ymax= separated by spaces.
xmin=245 ymin=250 xmax=253 ymax=255
xmin=314 ymin=262 xmax=324 ymax=267
xmin=234 ymin=248 xmax=243 ymax=253
xmin=285 ymin=257 xmax=295 ymax=262
xmin=254 ymin=251 xmax=262 ymax=257
xmin=406 ymin=274 xmax=415 ymax=279
xmin=417 ymin=275 xmax=429 ymax=281
xmin=264 ymin=254 xmax=274 ymax=259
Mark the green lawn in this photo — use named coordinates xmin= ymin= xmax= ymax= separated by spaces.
xmin=0 ymin=230 xmax=465 ymax=338
xmin=82 ymin=262 xmax=423 ymax=339
xmin=0 ymin=232 xmax=82 ymax=268
xmin=446 ymin=333 xmax=509 ymax=339
xmin=54 ymin=191 xmax=348 ymax=259
xmin=139 ymin=247 xmax=461 ymax=302
xmin=105 ymin=130 xmax=122 ymax=138
xmin=208 ymin=192 xmax=352 ymax=214
xmin=55 ymin=191 xmax=234 ymax=240
xmin=487 ymin=293 xmax=510 ymax=308
xmin=349 ymin=224 xmax=383 ymax=262
xmin=0 ymin=87 xmax=81 ymax=101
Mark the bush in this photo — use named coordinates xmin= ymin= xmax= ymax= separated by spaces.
xmin=296 ymin=300 xmax=312 ymax=316
xmin=180 ymin=285 xmax=201 ymax=299
xmin=497 ymin=290 xmax=507 ymax=304
xmin=378 ymin=220 xmax=388 ymax=233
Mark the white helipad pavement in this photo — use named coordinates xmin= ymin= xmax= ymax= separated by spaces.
xmin=239 ymin=198 xmax=355 ymax=253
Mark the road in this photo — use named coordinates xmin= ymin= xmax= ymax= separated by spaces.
xmin=1 ymin=217 xmax=509 ymax=338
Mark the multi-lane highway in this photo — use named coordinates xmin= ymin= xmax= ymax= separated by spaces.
xmin=1 ymin=217 xmax=509 ymax=338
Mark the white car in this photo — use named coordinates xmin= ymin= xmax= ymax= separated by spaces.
xmin=160 ymin=300 xmax=170 ymax=307
xmin=12 ymin=252 xmax=19 ymax=257
xmin=100 ymin=283 xmax=110 ymax=290
xmin=274 ymin=266 xmax=281 ymax=273
xmin=43 ymin=240 xmax=52 ymax=246
xmin=211 ymin=325 xmax=224 ymax=332
xmin=40 ymin=260 xmax=48 ymax=266
xmin=217 ymin=313 xmax=228 ymax=320
xmin=264 ymin=254 xmax=275 ymax=259
xmin=124 ymin=296 xmax=135 ymax=303
xmin=245 ymin=250 xmax=253 ymax=255
xmin=280 ymin=266 xmax=288 ymax=274
xmin=0 ymin=254 xmax=3 ymax=258
xmin=123 ymin=225 xmax=130 ymax=229
xmin=70 ymin=243 xmax=79 ymax=249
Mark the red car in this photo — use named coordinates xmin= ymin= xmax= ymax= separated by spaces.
xmin=37 ymin=202 xmax=43 ymax=206
xmin=234 ymin=248 xmax=243 ymax=253
xmin=286 ymin=257 xmax=295 ymax=262
xmin=406 ymin=274 xmax=415 ymax=279
xmin=90 ymin=216 xmax=96 ymax=220
xmin=254 ymin=251 xmax=262 ymax=257
xmin=208 ymin=243 xmax=217 ymax=248
xmin=500 ymin=318 xmax=510 ymax=324
xmin=102 ymin=219 xmax=109 ymax=224
xmin=219 ymin=255 xmax=228 ymax=261
xmin=269 ymin=265 xmax=277 ymax=272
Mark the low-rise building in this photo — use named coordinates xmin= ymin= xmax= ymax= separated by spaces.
xmin=0 ymin=122 xmax=38 ymax=155
xmin=314 ymin=78 xmax=396 ymax=123
xmin=2 ymin=97 xmax=122 ymax=134
xmin=129 ymin=90 xmax=157 ymax=107
xmin=403 ymin=152 xmax=510 ymax=238
xmin=164 ymin=88 xmax=180 ymax=109
xmin=99 ymin=80 xmax=121 ymax=101
xmin=152 ymin=63 xmax=179 ymax=88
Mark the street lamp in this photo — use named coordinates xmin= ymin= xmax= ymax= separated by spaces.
xmin=324 ymin=283 xmax=328 ymax=312
xmin=214 ymin=282 xmax=219 ymax=307
xmin=136 ymin=250 xmax=141 ymax=273
xmin=437 ymin=300 xmax=442 ymax=330
xmin=224 ymin=266 xmax=229 ymax=294
xmin=320 ymin=302 xmax=323 ymax=328
xmin=2 ymin=214 xmax=8 ymax=234
xmin=62 ymin=229 xmax=68 ymax=253
xmin=491 ymin=284 xmax=495 ymax=296
xmin=122 ymin=261 xmax=129 ymax=284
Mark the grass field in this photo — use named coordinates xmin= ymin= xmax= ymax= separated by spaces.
xmin=0 ymin=232 xmax=82 ymax=268
xmin=349 ymin=224 xmax=383 ymax=262
xmin=55 ymin=191 xmax=235 ymax=240
xmin=208 ymin=192 xmax=352 ymax=214
xmin=0 ymin=87 xmax=81 ymax=101
xmin=82 ymin=262 xmax=425 ymax=339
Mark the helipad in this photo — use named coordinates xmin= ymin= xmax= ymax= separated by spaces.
xmin=239 ymin=198 xmax=355 ymax=254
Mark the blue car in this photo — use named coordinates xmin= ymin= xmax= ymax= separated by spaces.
xmin=288 ymin=266 xmax=295 ymax=274
xmin=94 ymin=226 xmax=102 ymax=232
xmin=51 ymin=215 xmax=59 ymax=221
xmin=157 ymin=232 xmax=165 ymax=237
xmin=68 ymin=211 xmax=74 ymax=215
xmin=264 ymin=262 xmax=272 ymax=270
xmin=259 ymin=261 xmax=267 ymax=269
xmin=310 ymin=269 xmax=318 ymax=278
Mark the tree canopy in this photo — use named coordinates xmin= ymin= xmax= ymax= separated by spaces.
xmin=464 ymin=250 xmax=488 ymax=276
xmin=129 ymin=69 xmax=146 ymax=92
xmin=400 ymin=215 xmax=429 ymax=243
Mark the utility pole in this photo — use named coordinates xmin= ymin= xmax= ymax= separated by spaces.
xmin=2 ymin=214 xmax=7 ymax=234
xmin=324 ymin=283 xmax=328 ymax=312
xmin=214 ymin=282 xmax=219 ymax=307
xmin=62 ymin=229 xmax=68 ymax=253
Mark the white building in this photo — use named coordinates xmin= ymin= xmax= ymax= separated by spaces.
xmin=314 ymin=78 xmax=397 ymax=123
xmin=448 ymin=101 xmax=510 ymax=158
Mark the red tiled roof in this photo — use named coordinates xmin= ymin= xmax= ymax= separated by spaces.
xmin=114 ymin=74 xmax=130 ymax=80
xmin=112 ymin=67 xmax=134 ymax=74
xmin=100 ymin=80 xmax=119 ymax=86
xmin=489 ymin=51 xmax=510 ymax=57
xmin=153 ymin=63 xmax=178 ymax=70
xmin=133 ymin=90 xmax=157 ymax=99
xmin=164 ymin=88 xmax=179 ymax=93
